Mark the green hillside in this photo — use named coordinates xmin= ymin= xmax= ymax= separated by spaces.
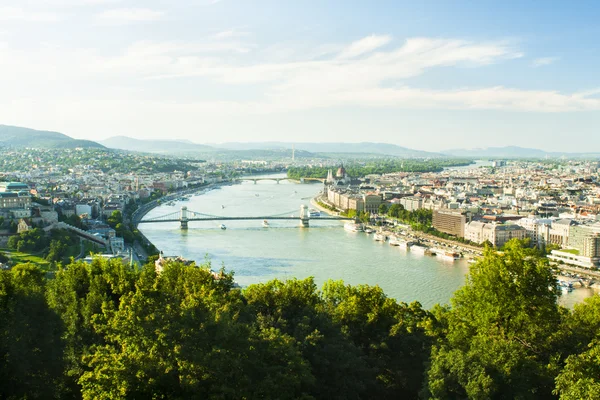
xmin=0 ymin=125 xmax=105 ymax=149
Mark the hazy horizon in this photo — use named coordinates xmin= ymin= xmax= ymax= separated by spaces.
xmin=1 ymin=1 xmax=599 ymax=152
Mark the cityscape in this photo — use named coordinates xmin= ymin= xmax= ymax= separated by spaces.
xmin=2 ymin=1 xmax=600 ymax=399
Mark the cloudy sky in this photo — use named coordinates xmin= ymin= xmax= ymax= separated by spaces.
xmin=1 ymin=0 xmax=599 ymax=151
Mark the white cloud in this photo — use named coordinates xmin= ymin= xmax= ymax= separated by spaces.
xmin=337 ymin=34 xmax=392 ymax=59
xmin=0 ymin=6 xmax=61 ymax=22
xmin=0 ymin=34 xmax=598 ymax=123
xmin=96 ymin=8 xmax=164 ymax=24
xmin=532 ymin=57 xmax=558 ymax=67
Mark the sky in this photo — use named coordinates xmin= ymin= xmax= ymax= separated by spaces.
xmin=1 ymin=0 xmax=600 ymax=152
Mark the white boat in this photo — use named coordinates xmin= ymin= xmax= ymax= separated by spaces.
xmin=437 ymin=251 xmax=461 ymax=261
xmin=364 ymin=228 xmax=374 ymax=234
xmin=374 ymin=232 xmax=387 ymax=242
xmin=262 ymin=220 xmax=269 ymax=228
xmin=411 ymin=244 xmax=428 ymax=254
xmin=309 ymin=208 xmax=321 ymax=217
xmin=389 ymin=236 xmax=411 ymax=248
xmin=388 ymin=235 xmax=402 ymax=246
xmin=344 ymin=222 xmax=363 ymax=232
xmin=219 ymin=224 xmax=227 ymax=230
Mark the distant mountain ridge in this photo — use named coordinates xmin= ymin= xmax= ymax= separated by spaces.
xmin=100 ymin=136 xmax=216 ymax=154
xmin=444 ymin=146 xmax=600 ymax=158
xmin=0 ymin=125 xmax=104 ymax=149
xmin=210 ymin=141 xmax=441 ymax=157
xmin=100 ymin=136 xmax=441 ymax=157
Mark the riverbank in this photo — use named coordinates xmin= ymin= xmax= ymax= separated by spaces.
xmin=312 ymin=193 xmax=482 ymax=258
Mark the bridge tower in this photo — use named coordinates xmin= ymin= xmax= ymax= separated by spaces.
xmin=300 ymin=204 xmax=309 ymax=228
xmin=180 ymin=206 xmax=188 ymax=230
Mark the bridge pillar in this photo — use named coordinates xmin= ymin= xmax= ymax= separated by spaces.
xmin=180 ymin=206 xmax=189 ymax=230
xmin=253 ymin=179 xmax=257 ymax=184
xmin=300 ymin=204 xmax=309 ymax=228
xmin=276 ymin=179 xmax=280 ymax=184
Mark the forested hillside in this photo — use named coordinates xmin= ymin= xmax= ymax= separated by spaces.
xmin=1 ymin=240 xmax=599 ymax=399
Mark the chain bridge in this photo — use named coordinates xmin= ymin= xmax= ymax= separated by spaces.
xmin=138 ymin=205 xmax=352 ymax=229
xmin=234 ymin=177 xmax=326 ymax=184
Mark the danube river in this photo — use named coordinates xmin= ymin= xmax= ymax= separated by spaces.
xmin=140 ymin=175 xmax=592 ymax=309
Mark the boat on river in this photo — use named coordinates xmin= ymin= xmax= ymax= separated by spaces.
xmin=411 ymin=244 xmax=429 ymax=254
xmin=344 ymin=222 xmax=363 ymax=232
xmin=219 ymin=224 xmax=227 ymax=230
xmin=374 ymin=232 xmax=387 ymax=242
xmin=436 ymin=250 xmax=461 ymax=261
xmin=262 ymin=220 xmax=269 ymax=228
xmin=388 ymin=235 xmax=402 ymax=246
xmin=309 ymin=208 xmax=321 ymax=217
xmin=389 ymin=236 xmax=412 ymax=249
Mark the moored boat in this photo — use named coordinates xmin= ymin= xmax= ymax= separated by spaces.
xmin=374 ymin=232 xmax=387 ymax=242
xmin=388 ymin=235 xmax=403 ymax=246
xmin=262 ymin=220 xmax=269 ymax=228
xmin=344 ymin=222 xmax=363 ymax=232
xmin=437 ymin=251 xmax=461 ymax=261
xmin=411 ymin=244 xmax=429 ymax=254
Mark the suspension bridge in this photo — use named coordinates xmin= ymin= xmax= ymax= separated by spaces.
xmin=234 ymin=177 xmax=326 ymax=184
xmin=138 ymin=205 xmax=352 ymax=229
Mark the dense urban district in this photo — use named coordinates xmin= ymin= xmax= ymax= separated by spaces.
xmin=2 ymin=146 xmax=600 ymax=398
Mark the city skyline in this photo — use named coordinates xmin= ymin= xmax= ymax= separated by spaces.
xmin=1 ymin=0 xmax=599 ymax=151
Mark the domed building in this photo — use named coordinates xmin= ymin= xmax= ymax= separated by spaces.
xmin=325 ymin=163 xmax=350 ymax=186
xmin=336 ymin=164 xmax=347 ymax=179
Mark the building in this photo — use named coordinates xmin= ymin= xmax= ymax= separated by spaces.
xmin=433 ymin=209 xmax=469 ymax=237
xmin=539 ymin=219 xmax=575 ymax=247
xmin=17 ymin=218 xmax=33 ymax=233
xmin=362 ymin=193 xmax=382 ymax=214
xmin=568 ymin=223 xmax=600 ymax=258
xmin=0 ymin=182 xmax=30 ymax=192
xmin=0 ymin=191 xmax=32 ymax=209
xmin=517 ymin=216 xmax=553 ymax=246
xmin=464 ymin=221 xmax=527 ymax=247
xmin=400 ymin=196 xmax=423 ymax=212
xmin=464 ymin=221 xmax=486 ymax=244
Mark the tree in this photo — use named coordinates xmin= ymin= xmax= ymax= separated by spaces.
xmin=424 ymin=239 xmax=563 ymax=399
xmin=321 ymin=280 xmax=434 ymax=399
xmin=387 ymin=203 xmax=404 ymax=218
xmin=0 ymin=264 xmax=65 ymax=399
xmin=378 ymin=203 xmax=388 ymax=215
xmin=46 ymin=257 xmax=138 ymax=397
xmin=555 ymin=341 xmax=600 ymax=399
xmin=78 ymin=260 xmax=314 ymax=399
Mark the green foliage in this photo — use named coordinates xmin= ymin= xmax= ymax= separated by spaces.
xmin=424 ymin=240 xmax=563 ymax=399
xmin=0 ymin=264 xmax=65 ymax=399
xmin=287 ymin=159 xmax=473 ymax=179
xmin=1 ymin=246 xmax=600 ymax=398
xmin=7 ymin=228 xmax=48 ymax=252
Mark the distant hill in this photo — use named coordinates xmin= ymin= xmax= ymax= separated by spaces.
xmin=0 ymin=125 xmax=105 ymax=149
xmin=100 ymin=136 xmax=217 ymax=154
xmin=211 ymin=142 xmax=440 ymax=158
xmin=443 ymin=146 xmax=600 ymax=159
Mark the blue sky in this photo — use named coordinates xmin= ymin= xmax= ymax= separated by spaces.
xmin=1 ymin=0 xmax=599 ymax=151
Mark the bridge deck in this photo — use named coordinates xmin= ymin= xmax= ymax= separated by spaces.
xmin=139 ymin=216 xmax=352 ymax=223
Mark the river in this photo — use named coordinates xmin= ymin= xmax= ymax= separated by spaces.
xmin=140 ymin=174 xmax=592 ymax=309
